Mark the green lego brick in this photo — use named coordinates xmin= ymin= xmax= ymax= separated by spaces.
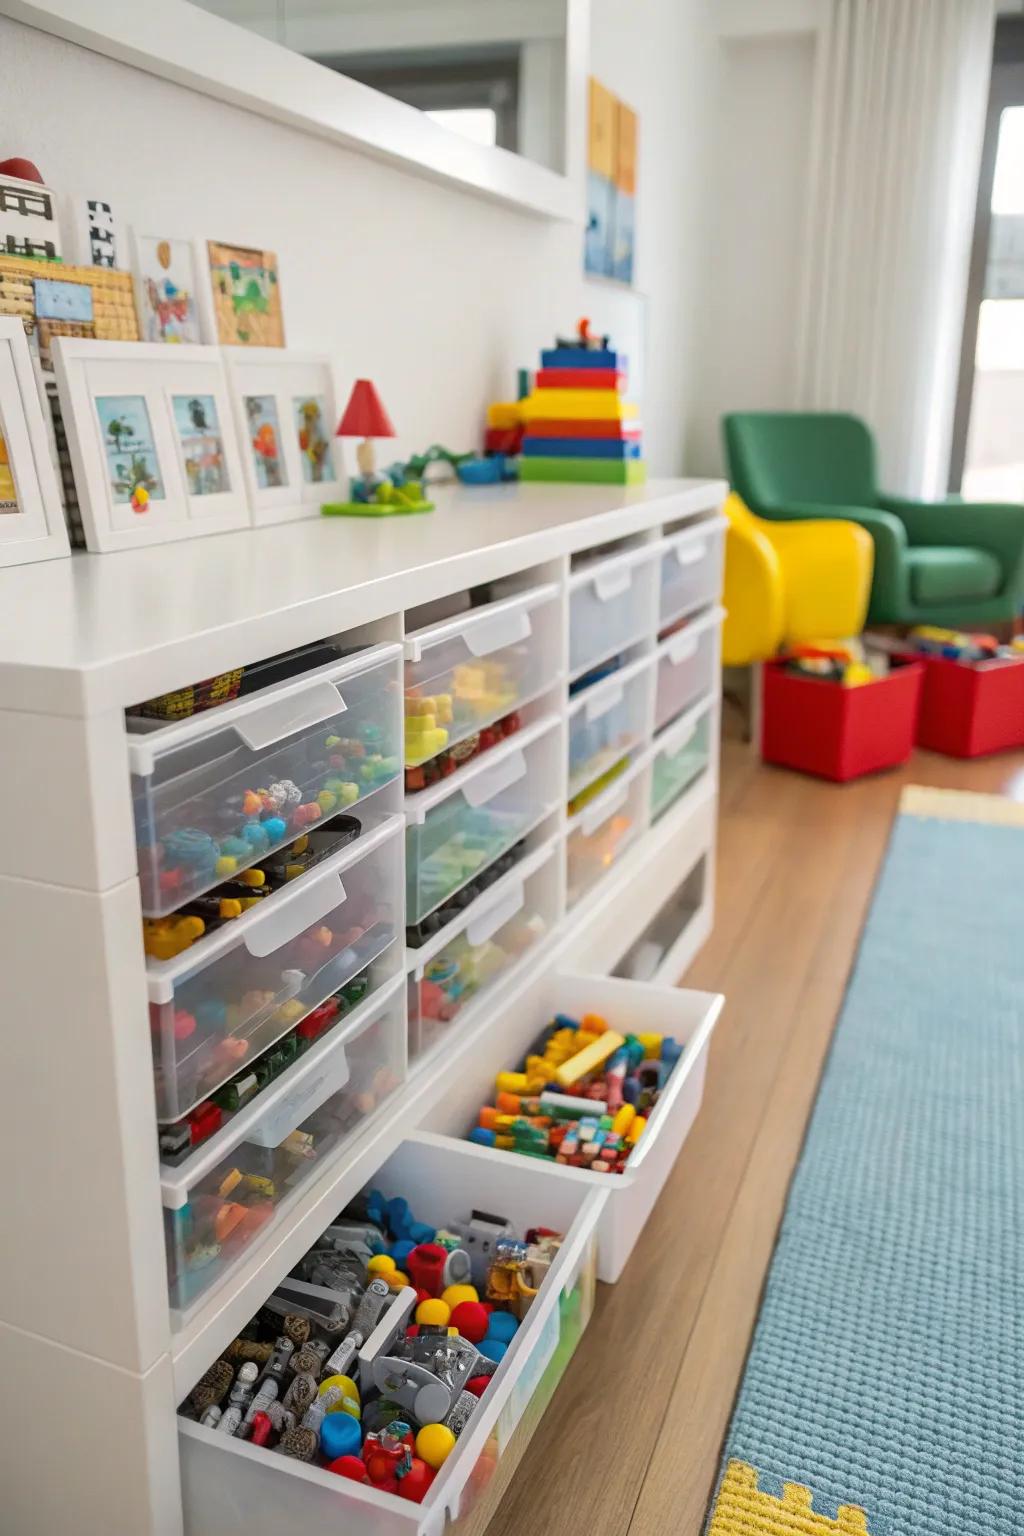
xmin=518 ymin=456 xmax=647 ymax=486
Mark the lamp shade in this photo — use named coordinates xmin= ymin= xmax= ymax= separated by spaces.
xmin=336 ymin=379 xmax=396 ymax=439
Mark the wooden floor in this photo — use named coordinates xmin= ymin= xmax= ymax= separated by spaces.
xmin=487 ymin=724 xmax=1024 ymax=1536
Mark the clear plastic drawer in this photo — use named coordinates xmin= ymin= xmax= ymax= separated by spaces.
xmin=568 ymin=546 xmax=657 ymax=679
xmin=658 ymin=518 xmax=725 ymax=631
xmin=653 ymin=609 xmax=721 ymax=734
xmin=163 ymin=976 xmax=407 ymax=1315
xmin=567 ymin=654 xmax=654 ymax=800
xmin=650 ymin=700 xmax=715 ymax=821
xmin=130 ymin=644 xmax=402 ymax=917
xmin=404 ymin=585 xmax=561 ymax=772
xmin=150 ymin=816 xmax=404 ymax=1122
xmin=405 ymin=719 xmax=561 ymax=926
xmin=565 ymin=759 xmax=649 ymax=909
xmin=408 ymin=840 xmax=561 ymax=1061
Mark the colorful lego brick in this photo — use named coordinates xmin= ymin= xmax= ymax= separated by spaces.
xmin=521 ymin=436 xmax=642 ymax=460
xmin=519 ymin=457 xmax=647 ymax=486
xmin=521 ymin=389 xmax=639 ymax=423
xmin=541 ymin=347 xmax=624 ymax=371
xmin=525 ymin=417 xmax=643 ymax=441
xmin=486 ymin=401 xmax=523 ymax=429
xmin=535 ymin=368 xmax=627 ymax=390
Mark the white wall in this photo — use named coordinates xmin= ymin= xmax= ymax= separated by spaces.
xmin=686 ymin=28 xmax=817 ymax=477
xmin=0 ymin=3 xmax=717 ymax=478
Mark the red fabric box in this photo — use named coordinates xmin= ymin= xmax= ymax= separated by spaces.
xmin=898 ymin=651 xmax=1024 ymax=758
xmin=761 ymin=658 xmax=923 ymax=782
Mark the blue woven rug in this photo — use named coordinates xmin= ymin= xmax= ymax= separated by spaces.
xmin=708 ymin=789 xmax=1024 ymax=1536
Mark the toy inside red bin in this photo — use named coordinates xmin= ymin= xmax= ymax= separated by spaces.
xmin=761 ymin=645 xmax=923 ymax=782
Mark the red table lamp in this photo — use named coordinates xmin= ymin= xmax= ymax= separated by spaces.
xmin=336 ymin=379 xmax=396 ymax=486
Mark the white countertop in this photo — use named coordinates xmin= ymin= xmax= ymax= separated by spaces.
xmin=0 ymin=477 xmax=724 ymax=716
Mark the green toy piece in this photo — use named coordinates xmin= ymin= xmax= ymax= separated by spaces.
xmin=322 ymin=479 xmax=434 ymax=518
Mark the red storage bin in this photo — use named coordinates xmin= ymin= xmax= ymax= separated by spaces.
xmin=898 ymin=651 xmax=1024 ymax=758
xmin=761 ymin=658 xmax=923 ymax=782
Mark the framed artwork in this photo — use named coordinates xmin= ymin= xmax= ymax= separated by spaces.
xmin=0 ymin=318 xmax=69 ymax=566
xmin=130 ymin=232 xmax=203 ymax=344
xmin=52 ymin=338 xmax=250 ymax=552
xmin=585 ymin=78 xmax=637 ymax=286
xmin=205 ymin=240 xmax=284 ymax=347
xmin=0 ymin=255 xmax=139 ymax=370
xmin=0 ymin=172 xmax=62 ymax=260
xmin=223 ymin=348 xmax=341 ymax=525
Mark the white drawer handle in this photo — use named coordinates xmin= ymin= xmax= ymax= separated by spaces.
xmin=666 ymin=632 xmax=699 ymax=664
xmin=235 ymin=678 xmax=346 ymax=752
xmin=581 ymin=781 xmax=629 ymax=836
xmin=467 ymin=880 xmax=526 ymax=947
xmin=246 ymin=1044 xmax=352 ymax=1148
xmin=464 ymin=608 xmax=532 ymax=658
xmin=665 ymin=719 xmax=697 ymax=755
xmin=674 ymin=539 xmax=707 ymax=568
xmin=584 ymin=680 xmax=624 ymax=724
xmin=462 ymin=749 xmax=527 ymax=808
xmin=592 ymin=566 xmax=633 ymax=602
xmin=244 ymin=870 xmax=347 ymax=957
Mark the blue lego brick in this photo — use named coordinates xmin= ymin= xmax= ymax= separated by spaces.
xmin=540 ymin=347 xmax=624 ymax=371
xmin=521 ymin=435 xmax=643 ymax=460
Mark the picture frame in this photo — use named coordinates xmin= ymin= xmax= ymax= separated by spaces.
xmin=52 ymin=338 xmax=251 ymax=552
xmin=0 ymin=317 xmax=70 ymax=566
xmin=203 ymin=240 xmax=285 ymax=348
xmin=223 ymin=347 xmax=343 ymax=526
xmin=130 ymin=231 xmax=204 ymax=344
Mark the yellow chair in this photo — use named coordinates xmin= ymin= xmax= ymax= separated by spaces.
xmin=722 ymin=492 xmax=874 ymax=666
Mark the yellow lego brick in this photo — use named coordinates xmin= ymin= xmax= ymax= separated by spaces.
xmin=487 ymin=401 xmax=523 ymax=429
xmin=636 ymin=1032 xmax=663 ymax=1060
xmin=554 ymin=1029 xmax=625 ymax=1087
xmin=521 ymin=389 xmax=639 ymax=422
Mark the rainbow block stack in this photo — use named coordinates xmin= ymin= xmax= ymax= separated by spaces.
xmin=518 ymin=332 xmax=644 ymax=486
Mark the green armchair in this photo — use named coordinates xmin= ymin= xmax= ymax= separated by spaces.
xmin=723 ymin=412 xmax=1024 ymax=627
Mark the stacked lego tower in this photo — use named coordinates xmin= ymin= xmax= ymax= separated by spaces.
xmin=518 ymin=319 xmax=644 ymax=485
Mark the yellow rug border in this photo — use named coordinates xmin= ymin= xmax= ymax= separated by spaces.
xmin=900 ymin=785 xmax=1024 ymax=826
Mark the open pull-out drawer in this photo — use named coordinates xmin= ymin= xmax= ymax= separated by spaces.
xmin=417 ymin=972 xmax=722 ymax=1283
xmin=179 ymin=1136 xmax=604 ymax=1536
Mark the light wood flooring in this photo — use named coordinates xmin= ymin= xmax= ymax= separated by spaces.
xmin=485 ymin=724 xmax=1024 ymax=1536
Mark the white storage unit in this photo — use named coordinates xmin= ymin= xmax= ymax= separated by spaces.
xmin=0 ymin=478 xmax=725 ymax=1536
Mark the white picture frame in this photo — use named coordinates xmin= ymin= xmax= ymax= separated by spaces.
xmin=0 ymin=317 xmax=70 ymax=567
xmin=223 ymin=347 xmax=343 ymax=526
xmin=52 ymin=338 xmax=251 ymax=552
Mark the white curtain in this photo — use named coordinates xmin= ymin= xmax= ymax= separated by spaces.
xmin=796 ymin=0 xmax=996 ymax=497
